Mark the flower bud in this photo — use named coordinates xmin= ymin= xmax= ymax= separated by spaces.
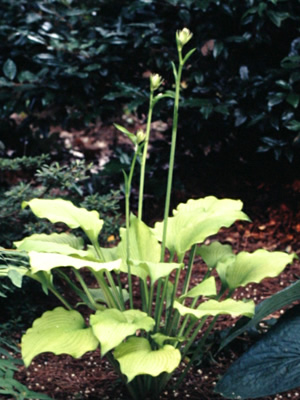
xmin=150 ymin=73 xmax=163 ymax=91
xmin=136 ymin=129 xmax=146 ymax=144
xmin=176 ymin=28 xmax=193 ymax=50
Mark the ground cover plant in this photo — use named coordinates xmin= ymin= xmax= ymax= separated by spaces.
xmin=1 ymin=29 xmax=297 ymax=400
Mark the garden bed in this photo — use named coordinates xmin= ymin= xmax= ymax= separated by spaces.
xmin=10 ymin=172 xmax=300 ymax=400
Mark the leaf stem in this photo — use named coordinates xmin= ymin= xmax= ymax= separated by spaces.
xmin=138 ymin=91 xmax=154 ymax=221
xmin=124 ymin=150 xmax=139 ymax=309
xmin=160 ymin=49 xmax=184 ymax=261
xmin=49 ymin=286 xmax=73 ymax=310
xmin=181 ymin=244 xmax=197 ymax=297
xmin=73 ymin=269 xmax=98 ymax=310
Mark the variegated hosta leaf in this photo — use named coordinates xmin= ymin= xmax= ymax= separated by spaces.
xmin=174 ymin=298 xmax=255 ymax=319
xmin=22 ymin=198 xmax=103 ymax=245
xmin=118 ymin=214 xmax=161 ymax=262
xmin=197 ymin=241 xmax=234 ymax=270
xmin=153 ymin=196 xmax=250 ymax=257
xmin=114 ymin=337 xmax=181 ymax=382
xmin=179 ymin=276 xmax=217 ymax=300
xmin=218 ymin=249 xmax=295 ymax=290
xmin=28 ymin=251 xmax=121 ymax=274
xmin=90 ymin=309 xmax=155 ymax=355
xmin=121 ymin=260 xmax=183 ymax=285
xmin=21 ymin=307 xmax=99 ymax=366
xmin=14 ymin=233 xmax=91 ymax=258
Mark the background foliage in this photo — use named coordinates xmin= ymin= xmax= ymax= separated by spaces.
xmin=0 ymin=156 xmax=122 ymax=248
xmin=1 ymin=0 xmax=299 ymax=166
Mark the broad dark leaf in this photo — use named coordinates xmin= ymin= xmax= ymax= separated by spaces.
xmin=216 ymin=309 xmax=300 ymax=399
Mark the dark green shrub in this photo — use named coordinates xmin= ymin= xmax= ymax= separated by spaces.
xmin=1 ymin=0 xmax=299 ymax=163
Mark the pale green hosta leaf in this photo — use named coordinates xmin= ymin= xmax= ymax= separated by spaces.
xmin=166 ymin=280 xmax=174 ymax=309
xmin=22 ymin=307 xmax=99 ymax=366
xmin=90 ymin=288 xmax=129 ymax=305
xmin=86 ymin=244 xmax=122 ymax=263
xmin=122 ymin=260 xmax=183 ymax=285
xmin=15 ymin=233 xmax=84 ymax=250
xmin=216 ymin=255 xmax=236 ymax=286
xmin=100 ymin=245 xmax=120 ymax=261
xmin=118 ymin=214 xmax=161 ymax=262
xmin=14 ymin=233 xmax=91 ymax=258
xmin=22 ymin=198 xmax=103 ymax=245
xmin=114 ymin=337 xmax=181 ymax=382
xmin=174 ymin=298 xmax=255 ymax=319
xmin=90 ymin=309 xmax=155 ymax=355
xmin=151 ymin=333 xmax=184 ymax=347
xmin=27 ymin=270 xmax=54 ymax=295
xmin=221 ymin=249 xmax=295 ymax=290
xmin=28 ymin=251 xmax=121 ymax=274
xmin=197 ymin=241 xmax=234 ymax=269
xmin=153 ymin=196 xmax=250 ymax=257
xmin=179 ymin=276 xmax=217 ymax=300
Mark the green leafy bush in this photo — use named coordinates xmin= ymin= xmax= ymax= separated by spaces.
xmin=1 ymin=0 xmax=299 ymax=163
xmin=0 ymin=156 xmax=122 ymax=247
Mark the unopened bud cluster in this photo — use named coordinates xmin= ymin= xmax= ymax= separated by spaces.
xmin=150 ymin=73 xmax=163 ymax=91
xmin=176 ymin=28 xmax=193 ymax=50
xmin=136 ymin=129 xmax=146 ymax=144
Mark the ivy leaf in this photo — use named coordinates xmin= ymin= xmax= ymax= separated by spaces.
xmin=90 ymin=309 xmax=155 ymax=355
xmin=114 ymin=337 xmax=181 ymax=382
xmin=3 ymin=59 xmax=17 ymax=80
xmin=21 ymin=307 xmax=99 ymax=366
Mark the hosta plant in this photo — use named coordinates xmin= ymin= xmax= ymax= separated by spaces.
xmin=1 ymin=29 xmax=295 ymax=399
